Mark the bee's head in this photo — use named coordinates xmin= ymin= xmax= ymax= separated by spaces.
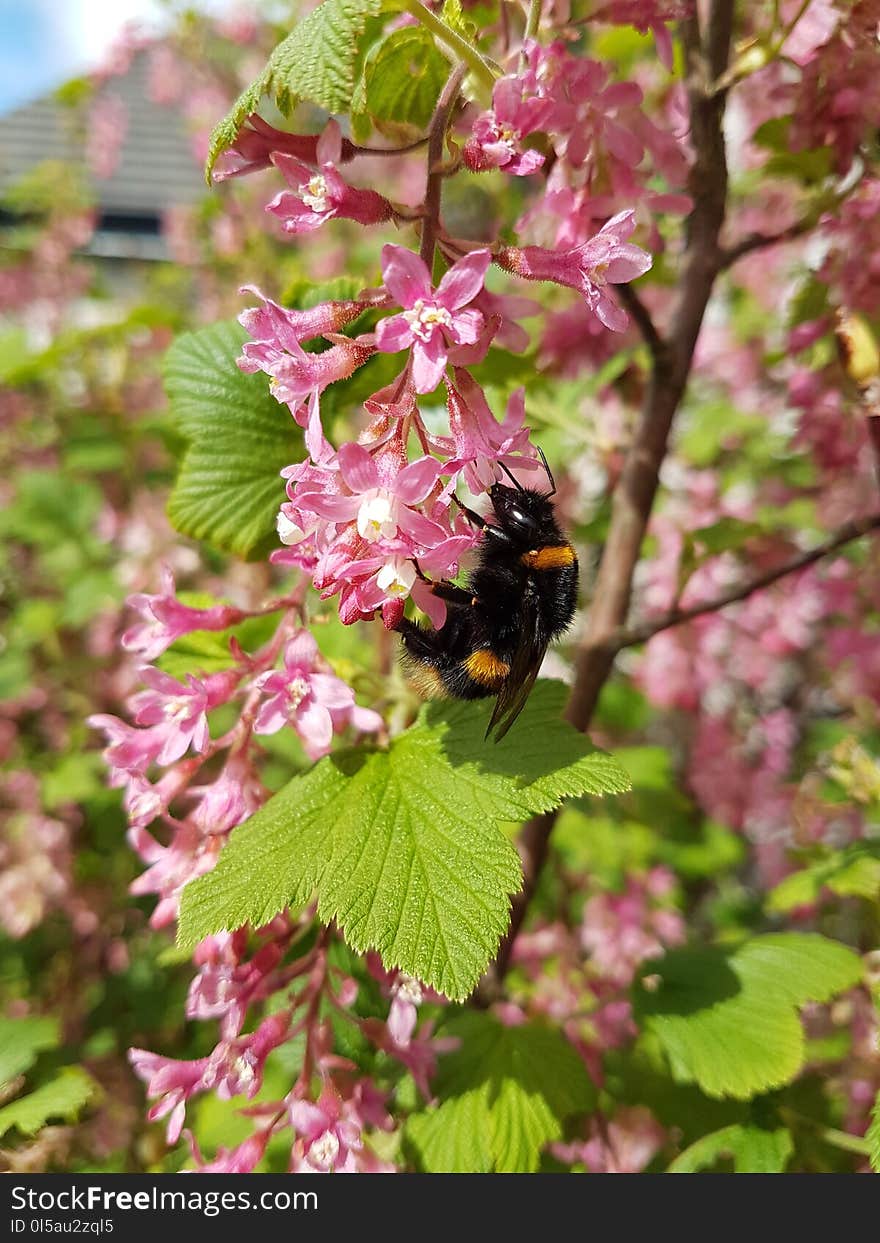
xmin=488 ymin=482 xmax=556 ymax=540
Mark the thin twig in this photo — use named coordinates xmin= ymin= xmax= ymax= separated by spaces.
xmin=718 ymin=214 xmax=816 ymax=268
xmin=613 ymin=512 xmax=880 ymax=649
xmin=420 ymin=64 xmax=468 ymax=269
xmin=613 ymin=282 xmax=667 ymax=362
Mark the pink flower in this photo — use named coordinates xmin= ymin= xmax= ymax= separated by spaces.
xmin=267 ymin=121 xmax=392 ymax=233
xmin=375 ymin=245 xmax=490 ymax=393
xmin=498 ymin=209 xmax=652 ymax=330
xmin=128 ymin=1049 xmax=210 ymax=1144
xmin=186 ymin=1128 xmax=270 ymax=1174
xmin=122 ymin=565 xmax=244 ymax=661
xmin=128 ymin=668 xmax=238 ymax=766
xmin=253 ymin=630 xmax=382 ymax=759
xmin=289 ymin=1084 xmax=363 ymax=1172
xmin=445 ymin=373 xmax=539 ymax=495
xmin=212 ymin=115 xmax=355 ymax=182
xmin=238 ymin=290 xmax=376 ymax=459
xmin=463 ymin=78 xmax=551 ymax=176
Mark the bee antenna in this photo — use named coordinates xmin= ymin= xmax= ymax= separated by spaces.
xmin=498 ymin=460 xmax=526 ymax=491
xmin=537 ymin=446 xmax=556 ymax=497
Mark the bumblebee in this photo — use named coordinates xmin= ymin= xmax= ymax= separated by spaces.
xmin=395 ymin=454 xmax=578 ymax=741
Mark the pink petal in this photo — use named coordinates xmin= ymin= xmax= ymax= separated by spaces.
xmin=285 ymin=630 xmax=319 ymax=670
xmin=309 ymin=673 xmax=355 ymax=711
xmin=317 ymin=118 xmax=343 ymax=165
xmin=295 ymin=699 xmax=334 ymax=756
xmin=595 ymin=291 xmax=629 ymax=333
xmin=394 ymin=456 xmax=441 ymax=504
xmin=448 ymin=307 xmax=484 ymax=346
xmin=411 ymin=577 xmax=447 ymax=629
xmin=604 ymin=245 xmax=653 ymax=282
xmin=269 ymin=152 xmax=314 ymax=187
xmin=338 ymin=442 xmax=379 ymax=493
xmin=412 ymin=334 xmax=448 ymax=394
xmin=381 ymin=244 xmax=432 ymax=306
xmin=375 ymin=314 xmax=415 ymax=354
xmin=436 ymin=249 xmax=491 ymax=310
xmin=598 ymin=208 xmax=637 ymax=242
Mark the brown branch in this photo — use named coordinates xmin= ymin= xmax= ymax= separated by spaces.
xmin=482 ymin=1 xmax=738 ymax=997
xmin=613 ymin=512 xmax=880 ymax=650
xmin=613 ymin=282 xmax=667 ymax=363
xmin=718 ymin=215 xmax=816 ymax=268
xmin=419 ymin=64 xmax=468 ymax=269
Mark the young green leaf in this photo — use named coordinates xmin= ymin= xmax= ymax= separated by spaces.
xmin=0 ymin=1067 xmax=96 ymax=1139
xmin=178 ymin=681 xmax=630 ymax=999
xmin=406 ymin=1013 xmax=595 ymax=1172
xmin=353 ymin=27 xmax=451 ymax=139
xmin=163 ymin=321 xmax=302 ymax=559
xmin=668 ymin=1122 xmax=794 ymax=1173
xmin=0 ymin=1017 xmax=59 ymax=1087
xmin=634 ymin=934 xmax=863 ymax=1099
xmin=205 ymin=0 xmax=400 ymax=179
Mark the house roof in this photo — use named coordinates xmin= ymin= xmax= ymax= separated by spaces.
xmin=0 ymin=49 xmax=206 ymax=255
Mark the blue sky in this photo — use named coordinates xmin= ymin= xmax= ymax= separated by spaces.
xmin=0 ymin=1 xmax=223 ymax=114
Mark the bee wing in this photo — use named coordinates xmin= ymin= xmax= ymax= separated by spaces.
xmin=485 ymin=617 xmax=548 ymax=743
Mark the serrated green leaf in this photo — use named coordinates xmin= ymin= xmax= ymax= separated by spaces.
xmin=634 ymin=934 xmax=864 ymax=1100
xmin=0 ymin=1017 xmax=59 ymax=1087
xmin=0 ymin=1067 xmax=96 ymax=1138
xmin=163 ymin=321 xmax=302 ymax=559
xmin=205 ymin=0 xmax=399 ymax=178
xmin=669 ymin=1122 xmax=794 ymax=1173
xmin=407 ymin=1013 xmax=594 ymax=1172
xmin=355 ymin=27 xmax=450 ymax=138
xmin=178 ymin=681 xmax=630 ymax=999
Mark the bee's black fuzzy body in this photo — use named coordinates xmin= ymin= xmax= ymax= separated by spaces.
xmin=395 ymin=480 xmax=578 ymax=740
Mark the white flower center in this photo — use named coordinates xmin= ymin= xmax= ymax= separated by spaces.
xmin=163 ymin=695 xmax=192 ymax=723
xmin=395 ymin=974 xmax=423 ymax=1005
xmin=492 ymin=116 xmax=519 ymax=154
xmin=233 ymin=1051 xmax=257 ymax=1090
xmin=357 ymin=492 xmax=397 ymax=542
xmin=376 ymin=557 xmax=417 ymax=600
xmin=287 ymin=675 xmax=310 ymax=712
xmin=300 ymin=173 xmax=330 ymax=213
xmin=310 ymin=1129 xmax=340 ymax=1169
xmin=403 ymin=299 xmax=453 ymax=343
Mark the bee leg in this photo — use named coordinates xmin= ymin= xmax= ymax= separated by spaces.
xmin=409 ymin=559 xmax=475 ymax=608
xmin=451 ymin=496 xmax=486 ymax=529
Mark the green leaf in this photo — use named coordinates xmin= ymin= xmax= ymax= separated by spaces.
xmin=406 ymin=1013 xmax=594 ymax=1172
xmin=205 ymin=0 xmax=398 ymax=179
xmin=634 ymin=934 xmax=864 ymax=1099
xmin=163 ymin=321 xmax=302 ymax=559
xmin=178 ymin=681 xmax=630 ymax=999
xmin=0 ymin=1017 xmax=59 ymax=1087
xmin=353 ymin=27 xmax=450 ymax=138
xmin=0 ymin=1068 xmax=96 ymax=1138
xmin=768 ymin=845 xmax=880 ymax=913
xmin=669 ymin=1122 xmax=794 ymax=1173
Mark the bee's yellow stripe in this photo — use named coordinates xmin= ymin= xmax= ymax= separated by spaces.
xmin=464 ymin=649 xmax=510 ymax=687
xmin=405 ymin=663 xmax=447 ymax=699
xmin=522 ymin=543 xmax=576 ymax=571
